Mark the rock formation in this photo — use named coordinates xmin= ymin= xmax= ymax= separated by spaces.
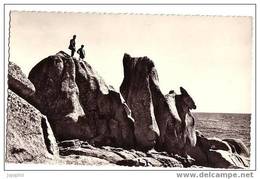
xmin=6 ymin=52 xmax=250 ymax=169
xmin=120 ymin=53 xmax=196 ymax=154
xmin=186 ymin=131 xmax=249 ymax=168
xmin=28 ymin=51 xmax=135 ymax=148
xmin=120 ymin=54 xmax=160 ymax=150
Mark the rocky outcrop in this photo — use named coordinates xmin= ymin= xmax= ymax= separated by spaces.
xmin=156 ymin=90 xmax=197 ymax=155
xmin=28 ymin=51 xmax=135 ymax=148
xmin=6 ymin=89 xmax=58 ymax=163
xmin=6 ymin=52 xmax=250 ymax=169
xmin=119 ymin=53 xmax=248 ymax=168
xmin=8 ymin=61 xmax=35 ymax=101
xmin=120 ymin=53 xmax=196 ymax=153
xmin=28 ymin=52 xmax=86 ymax=140
xmin=186 ymin=131 xmax=249 ymax=168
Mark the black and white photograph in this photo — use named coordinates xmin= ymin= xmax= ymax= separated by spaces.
xmin=2 ymin=3 xmax=258 ymax=178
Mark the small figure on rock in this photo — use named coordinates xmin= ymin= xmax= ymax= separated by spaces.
xmin=68 ymin=35 xmax=76 ymax=57
xmin=77 ymin=45 xmax=86 ymax=61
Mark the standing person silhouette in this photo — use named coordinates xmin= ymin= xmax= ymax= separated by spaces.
xmin=68 ymin=35 xmax=76 ymax=57
xmin=77 ymin=45 xmax=86 ymax=61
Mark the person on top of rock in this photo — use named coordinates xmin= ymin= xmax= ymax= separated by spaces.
xmin=77 ymin=45 xmax=86 ymax=61
xmin=68 ymin=35 xmax=76 ymax=57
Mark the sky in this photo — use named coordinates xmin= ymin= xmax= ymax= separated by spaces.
xmin=9 ymin=11 xmax=252 ymax=113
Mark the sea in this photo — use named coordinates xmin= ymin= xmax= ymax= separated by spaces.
xmin=193 ymin=112 xmax=251 ymax=150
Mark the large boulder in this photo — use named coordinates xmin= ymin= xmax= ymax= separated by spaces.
xmin=6 ymin=89 xmax=58 ymax=163
xmin=186 ymin=131 xmax=249 ymax=168
xmin=8 ymin=61 xmax=35 ymax=102
xmin=207 ymin=149 xmax=249 ymax=168
xmin=120 ymin=53 xmax=196 ymax=153
xmin=28 ymin=51 xmax=86 ymax=140
xmin=28 ymin=51 xmax=135 ymax=148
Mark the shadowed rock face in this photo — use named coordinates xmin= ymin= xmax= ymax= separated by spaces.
xmin=28 ymin=51 xmax=135 ymax=148
xmin=74 ymin=58 xmax=135 ymax=147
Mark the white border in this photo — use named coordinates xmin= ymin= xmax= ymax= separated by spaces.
xmin=4 ymin=4 xmax=255 ymax=16
xmin=2 ymin=3 xmax=256 ymax=173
